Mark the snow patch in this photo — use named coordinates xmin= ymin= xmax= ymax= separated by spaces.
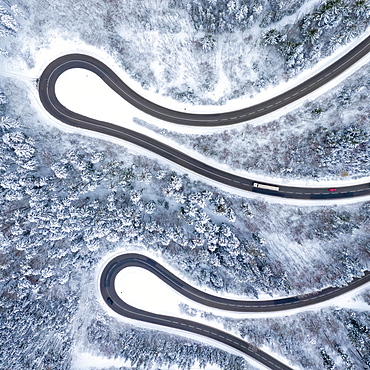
xmin=55 ymin=69 xmax=130 ymax=127
xmin=115 ymin=266 xmax=184 ymax=317
xmin=72 ymin=350 xmax=224 ymax=370
xmin=72 ymin=351 xmax=130 ymax=369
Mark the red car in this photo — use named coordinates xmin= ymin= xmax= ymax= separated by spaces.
xmin=328 ymin=188 xmax=337 ymax=192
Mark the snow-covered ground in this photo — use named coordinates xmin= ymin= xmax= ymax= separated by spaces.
xmin=2 ymin=1 xmax=370 ymax=369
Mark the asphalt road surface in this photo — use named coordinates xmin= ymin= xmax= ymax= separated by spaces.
xmin=100 ymin=254 xmax=370 ymax=370
xmin=38 ymin=44 xmax=370 ymax=200
xmin=41 ymin=35 xmax=370 ymax=127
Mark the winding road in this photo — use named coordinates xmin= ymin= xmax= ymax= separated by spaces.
xmin=39 ymin=35 xmax=370 ymax=369
xmin=100 ymin=254 xmax=370 ymax=370
xmin=38 ymin=42 xmax=370 ymax=200
xmin=41 ymin=35 xmax=370 ymax=127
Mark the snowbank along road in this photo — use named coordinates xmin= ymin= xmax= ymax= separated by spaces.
xmin=38 ymin=37 xmax=370 ymax=200
xmin=101 ymin=254 xmax=370 ymax=370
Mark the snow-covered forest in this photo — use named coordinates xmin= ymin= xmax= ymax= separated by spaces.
xmin=1 ymin=0 xmax=370 ymax=369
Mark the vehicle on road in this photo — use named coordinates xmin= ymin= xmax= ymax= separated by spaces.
xmin=253 ymin=182 xmax=280 ymax=191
